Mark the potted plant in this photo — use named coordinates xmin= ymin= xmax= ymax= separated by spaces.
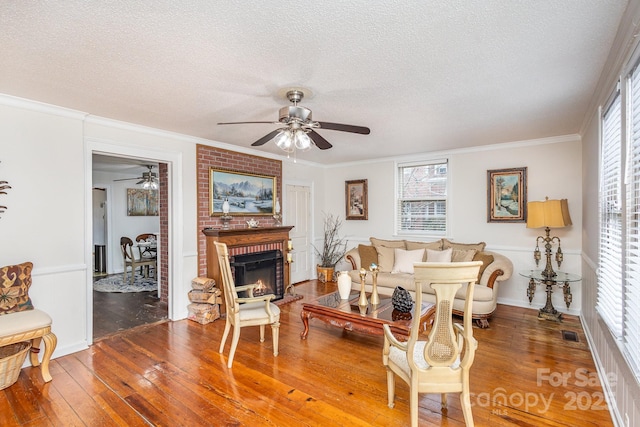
xmin=314 ymin=213 xmax=348 ymax=282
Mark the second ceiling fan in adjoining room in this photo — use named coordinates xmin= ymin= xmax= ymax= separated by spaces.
xmin=114 ymin=165 xmax=158 ymax=190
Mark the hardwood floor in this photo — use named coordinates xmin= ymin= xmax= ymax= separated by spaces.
xmin=92 ymin=275 xmax=168 ymax=340
xmin=2 ymin=281 xmax=613 ymax=426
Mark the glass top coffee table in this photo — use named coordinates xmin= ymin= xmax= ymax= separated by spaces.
xmin=300 ymin=290 xmax=435 ymax=341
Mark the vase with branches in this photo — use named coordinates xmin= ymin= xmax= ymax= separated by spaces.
xmin=314 ymin=213 xmax=347 ymax=282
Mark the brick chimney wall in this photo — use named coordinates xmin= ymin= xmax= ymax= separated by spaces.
xmin=196 ymin=144 xmax=282 ymax=276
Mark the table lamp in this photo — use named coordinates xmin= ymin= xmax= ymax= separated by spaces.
xmin=526 ymin=197 xmax=572 ymax=278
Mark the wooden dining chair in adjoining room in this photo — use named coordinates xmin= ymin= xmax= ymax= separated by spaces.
xmin=120 ymin=236 xmax=156 ymax=285
xmin=382 ymin=261 xmax=482 ymax=427
xmin=135 ymin=233 xmax=157 ymax=276
xmin=214 ymin=241 xmax=280 ymax=368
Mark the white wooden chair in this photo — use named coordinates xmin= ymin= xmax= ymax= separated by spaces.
xmin=214 ymin=241 xmax=280 ymax=368
xmin=382 ymin=261 xmax=482 ymax=427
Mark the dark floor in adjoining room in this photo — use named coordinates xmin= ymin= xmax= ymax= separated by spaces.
xmin=92 ymin=286 xmax=168 ymax=340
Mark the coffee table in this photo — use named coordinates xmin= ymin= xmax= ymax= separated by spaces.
xmin=300 ymin=291 xmax=435 ymax=340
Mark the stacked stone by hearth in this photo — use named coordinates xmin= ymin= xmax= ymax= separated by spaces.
xmin=187 ymin=277 xmax=221 ymax=324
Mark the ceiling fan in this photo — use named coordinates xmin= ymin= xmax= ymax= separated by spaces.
xmin=114 ymin=165 xmax=158 ymax=189
xmin=217 ymin=89 xmax=370 ymax=151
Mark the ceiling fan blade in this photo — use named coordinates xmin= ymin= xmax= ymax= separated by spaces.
xmin=308 ymin=130 xmax=333 ymax=150
xmin=113 ymin=177 xmax=142 ymax=181
xmin=136 ymin=179 xmax=145 ymax=184
xmin=317 ymin=121 xmax=370 ymax=135
xmin=251 ymin=129 xmax=282 ymax=146
xmin=218 ymin=121 xmax=275 ymax=125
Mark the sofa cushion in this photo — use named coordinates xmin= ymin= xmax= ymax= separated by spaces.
xmin=0 ymin=261 xmax=34 ymax=315
xmin=473 ymin=251 xmax=495 ymax=283
xmin=375 ymin=245 xmax=396 ymax=272
xmin=392 ymin=248 xmax=425 ymax=274
xmin=442 ymin=239 xmax=486 ymax=252
xmin=358 ymin=245 xmax=378 ymax=269
xmin=452 ymin=249 xmax=477 ymax=262
xmin=426 ymin=248 xmax=453 ymax=262
xmin=370 ymin=237 xmax=406 ymax=249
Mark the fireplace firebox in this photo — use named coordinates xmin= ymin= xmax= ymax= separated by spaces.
xmin=232 ymin=250 xmax=284 ymax=301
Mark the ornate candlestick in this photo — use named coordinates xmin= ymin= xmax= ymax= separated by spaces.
xmin=358 ymin=268 xmax=368 ymax=307
xmin=369 ymin=263 xmax=380 ymax=305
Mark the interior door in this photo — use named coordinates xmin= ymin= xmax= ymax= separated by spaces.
xmin=285 ymin=184 xmax=312 ymax=283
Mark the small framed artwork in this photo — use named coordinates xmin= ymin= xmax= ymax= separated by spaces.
xmin=487 ymin=167 xmax=527 ymax=222
xmin=345 ymin=179 xmax=368 ymax=220
xmin=127 ymin=189 xmax=159 ymax=216
xmin=209 ymin=168 xmax=276 ymax=216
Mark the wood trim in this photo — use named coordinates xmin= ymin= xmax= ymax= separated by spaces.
xmin=203 ymin=226 xmax=294 ymax=313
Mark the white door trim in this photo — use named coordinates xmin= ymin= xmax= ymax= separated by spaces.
xmin=84 ymin=137 xmax=184 ymax=345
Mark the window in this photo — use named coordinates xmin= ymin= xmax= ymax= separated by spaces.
xmin=598 ymin=58 xmax=640 ymax=377
xmin=396 ymin=160 xmax=448 ymax=235
xmin=598 ymin=90 xmax=623 ymax=337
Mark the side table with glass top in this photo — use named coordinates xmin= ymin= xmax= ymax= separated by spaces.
xmin=519 ymin=270 xmax=581 ymax=321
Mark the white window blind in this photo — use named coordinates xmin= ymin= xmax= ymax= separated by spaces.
xmin=626 ymin=64 xmax=640 ymax=374
xmin=396 ymin=160 xmax=448 ymax=234
xmin=598 ymin=91 xmax=624 ymax=337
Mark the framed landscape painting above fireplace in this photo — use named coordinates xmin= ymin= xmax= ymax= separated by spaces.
xmin=209 ymin=168 xmax=276 ymax=216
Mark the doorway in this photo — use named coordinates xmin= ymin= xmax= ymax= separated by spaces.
xmin=285 ymin=183 xmax=313 ymax=283
xmin=91 ymin=154 xmax=168 ymax=340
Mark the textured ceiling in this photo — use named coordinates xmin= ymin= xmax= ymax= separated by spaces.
xmin=0 ymin=1 xmax=628 ymax=164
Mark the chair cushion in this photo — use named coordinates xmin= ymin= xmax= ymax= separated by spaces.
xmin=238 ymin=301 xmax=280 ymax=321
xmin=0 ymin=262 xmax=34 ymax=315
xmin=388 ymin=341 xmax=461 ymax=373
xmin=0 ymin=309 xmax=51 ymax=336
xmin=392 ymin=248 xmax=425 ymax=274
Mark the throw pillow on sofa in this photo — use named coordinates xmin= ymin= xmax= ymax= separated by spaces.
xmin=391 ymin=248 xmax=426 ymax=274
xmin=452 ymin=249 xmax=477 ymax=262
xmin=358 ymin=244 xmax=378 ymax=269
xmin=426 ymin=247 xmax=453 ymax=262
xmin=442 ymin=239 xmax=486 ymax=252
xmin=473 ymin=251 xmax=495 ymax=283
xmin=375 ymin=245 xmax=397 ymax=272
xmin=405 ymin=239 xmax=442 ymax=260
xmin=0 ymin=261 xmax=34 ymax=315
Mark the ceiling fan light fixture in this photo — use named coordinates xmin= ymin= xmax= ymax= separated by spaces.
xmin=275 ymin=129 xmax=295 ymax=152
xmin=294 ymin=130 xmax=312 ymax=151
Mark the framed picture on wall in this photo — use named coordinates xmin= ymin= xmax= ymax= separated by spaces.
xmin=209 ymin=168 xmax=276 ymax=216
xmin=345 ymin=179 xmax=368 ymax=220
xmin=487 ymin=167 xmax=527 ymax=222
xmin=127 ymin=189 xmax=159 ymax=216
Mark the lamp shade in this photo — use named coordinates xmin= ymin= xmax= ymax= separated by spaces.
xmin=526 ymin=198 xmax=572 ymax=228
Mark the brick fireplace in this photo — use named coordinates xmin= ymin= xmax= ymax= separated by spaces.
xmin=203 ymin=226 xmax=294 ymax=310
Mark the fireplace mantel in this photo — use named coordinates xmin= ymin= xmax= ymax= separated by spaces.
xmin=203 ymin=226 xmax=294 ymax=310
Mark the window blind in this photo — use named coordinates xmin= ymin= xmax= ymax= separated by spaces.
xmin=396 ymin=160 xmax=448 ymax=234
xmin=598 ymin=91 xmax=624 ymax=337
xmin=626 ymin=64 xmax=640 ymax=374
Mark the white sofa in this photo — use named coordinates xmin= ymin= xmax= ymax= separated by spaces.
xmin=344 ymin=237 xmax=513 ymax=328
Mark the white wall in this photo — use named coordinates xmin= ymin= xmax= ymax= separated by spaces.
xmin=0 ymin=95 xmax=203 ymax=356
xmin=321 ymin=136 xmax=583 ymax=313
